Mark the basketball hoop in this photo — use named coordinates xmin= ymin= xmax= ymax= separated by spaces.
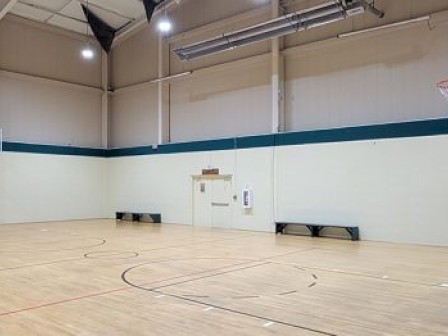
xmin=437 ymin=79 xmax=448 ymax=101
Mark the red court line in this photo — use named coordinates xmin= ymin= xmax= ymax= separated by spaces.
xmin=0 ymin=259 xmax=262 ymax=317
xmin=0 ymin=286 xmax=130 ymax=317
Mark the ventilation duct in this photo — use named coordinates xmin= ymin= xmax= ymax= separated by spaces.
xmin=173 ymin=0 xmax=383 ymax=61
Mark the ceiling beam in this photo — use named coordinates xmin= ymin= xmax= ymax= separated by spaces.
xmin=0 ymin=0 xmax=18 ymax=21
xmin=113 ymin=0 xmax=182 ymax=47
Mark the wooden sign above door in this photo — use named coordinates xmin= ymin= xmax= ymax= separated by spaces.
xmin=202 ymin=168 xmax=219 ymax=175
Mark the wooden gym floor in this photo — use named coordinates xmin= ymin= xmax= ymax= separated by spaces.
xmin=0 ymin=220 xmax=447 ymax=335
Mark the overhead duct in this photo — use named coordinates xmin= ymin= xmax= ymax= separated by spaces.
xmin=173 ymin=0 xmax=383 ymax=61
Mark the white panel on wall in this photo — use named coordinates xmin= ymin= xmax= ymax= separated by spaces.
xmin=170 ymin=59 xmax=271 ymax=142
xmin=0 ymin=75 xmax=102 ymax=147
xmin=0 ymin=153 xmax=108 ymax=224
xmin=285 ymin=23 xmax=448 ymax=132
xmin=232 ymin=148 xmax=273 ymax=232
xmin=275 ymin=136 xmax=448 ymax=246
xmin=110 ymin=86 xmax=158 ymax=148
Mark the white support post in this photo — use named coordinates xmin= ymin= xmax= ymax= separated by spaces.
xmin=101 ymin=50 xmax=109 ymax=149
xmin=271 ymin=0 xmax=284 ymax=133
xmin=157 ymin=35 xmax=170 ymax=145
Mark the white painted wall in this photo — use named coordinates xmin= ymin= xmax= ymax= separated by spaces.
xmin=0 ymin=153 xmax=108 ymax=224
xmin=108 ymin=147 xmax=273 ymax=232
xmin=275 ymin=135 xmax=448 ymax=246
xmin=108 ymin=134 xmax=448 ymax=246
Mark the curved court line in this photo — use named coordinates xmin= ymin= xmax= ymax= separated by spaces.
xmin=120 ymin=258 xmax=332 ymax=335
xmin=0 ymin=258 xmax=264 ymax=318
xmin=0 ymin=257 xmax=86 ymax=272
xmin=0 ymin=237 xmax=106 ymax=253
xmin=121 ymin=257 xmax=318 ymax=299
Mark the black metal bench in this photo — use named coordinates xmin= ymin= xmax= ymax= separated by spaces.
xmin=275 ymin=222 xmax=359 ymax=241
xmin=116 ymin=212 xmax=161 ymax=223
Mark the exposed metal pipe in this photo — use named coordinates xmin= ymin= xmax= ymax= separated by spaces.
xmin=174 ymin=0 xmax=374 ymax=60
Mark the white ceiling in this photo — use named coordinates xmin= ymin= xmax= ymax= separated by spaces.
xmin=9 ymin=0 xmax=147 ymax=35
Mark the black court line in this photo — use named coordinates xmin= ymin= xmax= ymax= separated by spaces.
xmin=0 ymin=257 xmax=86 ymax=272
xmin=0 ymin=238 xmax=106 ymax=253
xmin=260 ymin=249 xmax=443 ymax=288
xmin=159 ymin=292 xmax=338 ymax=336
xmin=121 ymin=258 xmax=333 ymax=335
xmin=301 ymin=266 xmax=444 ymax=288
xmin=0 ymin=234 xmax=257 ymax=273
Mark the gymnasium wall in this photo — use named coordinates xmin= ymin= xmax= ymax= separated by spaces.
xmin=2 ymin=0 xmax=448 ymax=246
xmin=284 ymin=20 xmax=448 ymax=132
xmin=169 ymin=57 xmax=271 ymax=142
xmin=106 ymin=124 xmax=448 ymax=246
xmin=106 ymin=0 xmax=448 ymax=246
xmin=275 ymin=135 xmax=448 ymax=246
xmin=0 ymin=16 xmax=107 ymax=224
xmin=108 ymin=147 xmax=273 ymax=232
xmin=109 ymin=0 xmax=448 ymax=147
xmin=0 ymin=152 xmax=107 ymax=224
xmin=0 ymin=16 xmax=103 ymax=147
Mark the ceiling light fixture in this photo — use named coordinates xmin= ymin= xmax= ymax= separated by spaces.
xmin=158 ymin=17 xmax=172 ymax=32
xmin=81 ymin=46 xmax=94 ymax=59
xmin=81 ymin=0 xmax=95 ymax=60
xmin=157 ymin=1 xmax=172 ymax=33
xmin=173 ymin=0 xmax=383 ymax=60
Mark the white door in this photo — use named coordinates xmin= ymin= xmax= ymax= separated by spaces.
xmin=193 ymin=177 xmax=232 ymax=228
xmin=211 ymin=179 xmax=232 ymax=228
xmin=193 ymin=179 xmax=212 ymax=227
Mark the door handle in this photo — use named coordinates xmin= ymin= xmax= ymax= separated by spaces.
xmin=211 ymin=202 xmax=229 ymax=207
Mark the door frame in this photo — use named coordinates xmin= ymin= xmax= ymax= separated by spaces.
xmin=191 ymin=174 xmax=233 ymax=227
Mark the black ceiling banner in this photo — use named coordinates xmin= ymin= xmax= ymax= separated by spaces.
xmin=81 ymin=4 xmax=116 ymax=53
xmin=143 ymin=0 xmax=167 ymax=23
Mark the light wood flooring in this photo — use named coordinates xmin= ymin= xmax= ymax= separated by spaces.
xmin=0 ymin=219 xmax=447 ymax=335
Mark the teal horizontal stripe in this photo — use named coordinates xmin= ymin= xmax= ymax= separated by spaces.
xmin=3 ymin=142 xmax=107 ymax=157
xmin=107 ymin=138 xmax=236 ymax=157
xmin=3 ymin=119 xmax=448 ymax=157
xmin=276 ymin=118 xmax=448 ymax=146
